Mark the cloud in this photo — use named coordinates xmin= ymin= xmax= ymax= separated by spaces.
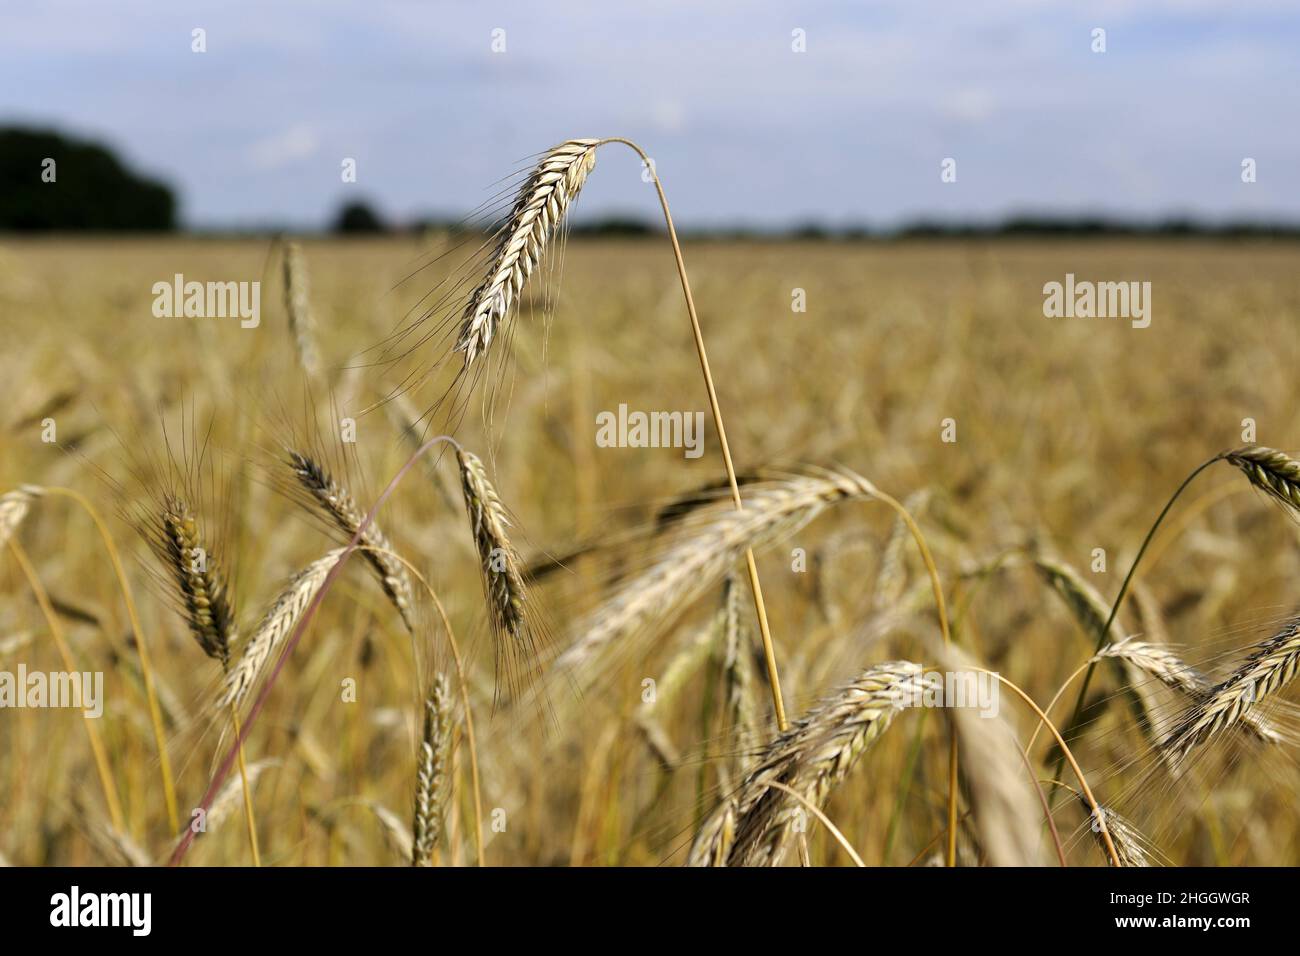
xmin=245 ymin=123 xmax=319 ymax=170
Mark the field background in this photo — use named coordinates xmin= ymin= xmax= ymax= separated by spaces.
xmin=1 ymin=236 xmax=1298 ymax=865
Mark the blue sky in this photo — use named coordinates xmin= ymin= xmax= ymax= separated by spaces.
xmin=4 ymin=0 xmax=1297 ymax=229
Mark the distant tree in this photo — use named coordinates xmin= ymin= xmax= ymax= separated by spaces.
xmin=332 ymin=200 xmax=387 ymax=234
xmin=0 ymin=126 xmax=176 ymax=231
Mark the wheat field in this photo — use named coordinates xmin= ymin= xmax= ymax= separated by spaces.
xmin=1 ymin=226 xmax=1298 ymax=866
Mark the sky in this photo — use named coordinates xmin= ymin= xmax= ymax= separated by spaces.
xmin=3 ymin=0 xmax=1297 ymax=230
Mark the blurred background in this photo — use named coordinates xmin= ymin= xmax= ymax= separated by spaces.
xmin=3 ymin=0 xmax=1298 ymax=235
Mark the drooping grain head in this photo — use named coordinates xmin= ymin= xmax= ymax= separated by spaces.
xmin=1161 ymin=615 xmax=1300 ymax=770
xmin=1034 ymin=556 xmax=1116 ymax=643
xmin=159 ymin=493 xmax=237 ymax=667
xmin=411 ymin=672 xmax=453 ymax=867
xmin=558 ymin=469 xmax=878 ymax=683
xmin=455 ymin=139 xmax=599 ymax=367
xmin=456 ymin=448 xmax=538 ymax=699
xmin=1225 ymin=446 xmax=1300 ymax=514
xmin=691 ymin=660 xmax=923 ymax=867
xmin=288 ymin=450 xmax=416 ymax=633
xmin=1078 ymin=797 xmax=1154 ymax=867
xmin=222 ymin=549 xmax=344 ymax=708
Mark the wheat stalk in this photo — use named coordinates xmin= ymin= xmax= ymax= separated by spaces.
xmin=221 ymin=549 xmax=344 ymax=708
xmin=455 ymin=139 xmax=599 ymax=367
xmin=411 ymin=672 xmax=453 ymax=866
xmin=289 ymin=450 xmax=415 ymax=633
xmin=283 ymin=240 xmax=321 ymax=380
xmin=721 ymin=572 xmax=758 ymax=772
xmin=1225 ymin=445 xmax=1300 ymax=513
xmin=690 ymin=660 xmax=923 ymax=867
xmin=1161 ymin=615 xmax=1300 ymax=768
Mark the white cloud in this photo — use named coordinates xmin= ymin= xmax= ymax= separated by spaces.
xmin=245 ymin=123 xmax=319 ymax=170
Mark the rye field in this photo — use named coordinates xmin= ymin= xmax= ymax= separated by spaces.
xmin=0 ymin=230 xmax=1298 ymax=866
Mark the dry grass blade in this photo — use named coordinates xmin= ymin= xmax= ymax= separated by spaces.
xmin=455 ymin=139 xmax=599 ymax=366
xmin=221 ymin=549 xmax=344 ymax=707
xmin=1225 ymin=445 xmax=1300 ymax=513
xmin=411 ymin=672 xmax=453 ymax=866
xmin=1161 ymin=615 xmax=1300 ymax=769
xmin=691 ymin=660 xmax=923 ymax=867
xmin=159 ymin=493 xmax=236 ymax=666
xmin=456 ymin=447 xmax=539 ymax=700
xmin=289 ymin=450 xmax=415 ymax=633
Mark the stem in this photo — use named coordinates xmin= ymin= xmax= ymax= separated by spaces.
xmin=227 ymin=699 xmax=261 ymax=865
xmin=7 ymin=538 xmax=126 ymax=834
xmin=41 ymin=488 xmax=180 ymax=834
xmin=869 ymin=488 xmax=958 ymax=867
xmin=969 ymin=667 xmax=1120 ymax=866
xmin=760 ymin=780 xmax=865 ymax=867
xmin=1048 ymin=454 xmax=1223 ymax=801
xmin=601 ymin=138 xmax=788 ymax=733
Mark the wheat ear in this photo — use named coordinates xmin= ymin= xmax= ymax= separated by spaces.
xmin=411 ymin=672 xmax=454 ymax=866
xmin=455 ymin=448 xmax=539 ymax=698
xmin=455 ymin=139 xmax=598 ymax=367
xmin=1225 ymin=445 xmax=1300 ymax=513
xmin=181 ymin=759 xmax=277 ymax=842
xmin=0 ymin=485 xmax=42 ymax=550
xmin=558 ymin=469 xmax=878 ymax=680
xmin=1161 ymin=615 xmax=1300 ymax=769
xmin=1095 ymin=638 xmax=1281 ymax=748
xmin=289 ymin=451 xmax=415 ymax=633
xmin=690 ymin=660 xmax=923 ymax=867
xmin=221 ymin=549 xmax=343 ymax=708
xmin=1076 ymin=796 xmax=1155 ymax=867
xmin=454 ymin=135 xmax=789 ymax=737
xmin=160 ymin=494 xmax=237 ymax=666
xmin=283 ymin=240 xmax=322 ymax=380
